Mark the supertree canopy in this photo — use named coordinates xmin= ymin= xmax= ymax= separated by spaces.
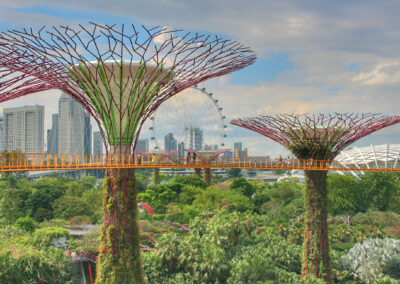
xmin=231 ymin=113 xmax=400 ymax=283
xmin=1 ymin=23 xmax=256 ymax=283
xmin=0 ymin=45 xmax=64 ymax=102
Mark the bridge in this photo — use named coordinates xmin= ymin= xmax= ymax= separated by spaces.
xmin=0 ymin=152 xmax=399 ymax=173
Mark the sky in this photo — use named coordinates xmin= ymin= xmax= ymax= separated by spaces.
xmin=1 ymin=0 xmax=400 ymax=156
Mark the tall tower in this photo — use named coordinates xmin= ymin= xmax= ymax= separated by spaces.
xmin=93 ymin=131 xmax=103 ymax=154
xmin=2 ymin=105 xmax=44 ymax=152
xmin=164 ymin=133 xmax=177 ymax=151
xmin=136 ymin=139 xmax=149 ymax=152
xmin=234 ymin=142 xmax=242 ymax=157
xmin=189 ymin=127 xmax=203 ymax=150
xmin=58 ymin=93 xmax=92 ymax=154
xmin=47 ymin=113 xmax=58 ymax=153
xmin=178 ymin=141 xmax=185 ymax=156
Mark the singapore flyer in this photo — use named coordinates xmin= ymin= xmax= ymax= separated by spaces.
xmin=147 ymin=84 xmax=227 ymax=152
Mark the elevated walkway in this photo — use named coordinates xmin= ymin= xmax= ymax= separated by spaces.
xmin=0 ymin=152 xmax=399 ymax=172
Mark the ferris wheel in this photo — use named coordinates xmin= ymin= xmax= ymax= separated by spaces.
xmin=148 ymin=85 xmax=227 ymax=151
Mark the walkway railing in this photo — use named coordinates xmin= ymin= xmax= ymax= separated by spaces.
xmin=0 ymin=152 xmax=399 ymax=172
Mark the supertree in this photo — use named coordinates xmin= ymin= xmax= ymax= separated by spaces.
xmin=1 ymin=23 xmax=256 ymax=283
xmin=231 ymin=113 xmax=400 ymax=283
xmin=185 ymin=149 xmax=230 ymax=185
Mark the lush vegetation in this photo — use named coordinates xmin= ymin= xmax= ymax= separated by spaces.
xmin=0 ymin=171 xmax=400 ymax=283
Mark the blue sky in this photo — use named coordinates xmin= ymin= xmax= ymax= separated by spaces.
xmin=1 ymin=1 xmax=400 ymax=156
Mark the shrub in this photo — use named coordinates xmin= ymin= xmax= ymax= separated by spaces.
xmin=33 ymin=227 xmax=70 ymax=248
xmin=0 ymin=246 xmax=73 ymax=283
xmin=341 ymin=238 xmax=400 ymax=283
xmin=52 ymin=196 xmax=93 ymax=220
xmin=14 ymin=216 xmax=36 ymax=233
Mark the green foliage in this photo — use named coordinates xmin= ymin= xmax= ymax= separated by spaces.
xmin=341 ymin=238 xmax=400 ymax=283
xmin=173 ymin=175 xmax=208 ymax=189
xmin=33 ymin=227 xmax=70 ymax=248
xmin=15 ymin=216 xmax=36 ymax=233
xmin=229 ymin=177 xmax=256 ymax=197
xmin=52 ymin=195 xmax=93 ymax=219
xmin=0 ymin=246 xmax=73 ymax=283
xmin=0 ymin=186 xmax=32 ymax=224
xmin=251 ymin=190 xmax=270 ymax=213
xmin=327 ymin=174 xmax=360 ymax=215
xmin=178 ymin=185 xmax=204 ymax=205
xmin=360 ymin=172 xmax=399 ymax=211
xmin=353 ymin=210 xmax=400 ymax=227
xmin=181 ymin=205 xmax=200 ymax=224
xmin=227 ymin=168 xmax=242 ymax=178
xmin=143 ymin=211 xmax=302 ymax=283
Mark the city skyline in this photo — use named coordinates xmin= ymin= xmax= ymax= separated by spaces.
xmin=0 ymin=2 xmax=400 ymax=156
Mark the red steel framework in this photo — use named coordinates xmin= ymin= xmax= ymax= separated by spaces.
xmin=0 ymin=23 xmax=256 ymax=283
xmin=231 ymin=113 xmax=400 ymax=283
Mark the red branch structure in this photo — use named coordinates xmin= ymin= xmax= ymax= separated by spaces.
xmin=0 ymin=23 xmax=256 ymax=283
xmin=231 ymin=113 xmax=400 ymax=160
xmin=231 ymin=113 xmax=400 ymax=283
xmin=0 ymin=46 xmax=64 ymax=102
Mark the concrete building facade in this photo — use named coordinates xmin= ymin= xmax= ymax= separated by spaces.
xmin=2 ymin=105 xmax=44 ymax=152
xmin=58 ymin=93 xmax=91 ymax=154
xmin=93 ymin=131 xmax=103 ymax=154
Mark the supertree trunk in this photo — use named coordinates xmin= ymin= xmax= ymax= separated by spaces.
xmin=302 ymin=170 xmax=331 ymax=283
xmin=194 ymin=168 xmax=202 ymax=178
xmin=97 ymin=147 xmax=143 ymax=283
xmin=153 ymin=168 xmax=161 ymax=186
xmin=204 ymin=168 xmax=212 ymax=186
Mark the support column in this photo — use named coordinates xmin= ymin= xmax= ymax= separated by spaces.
xmin=96 ymin=146 xmax=144 ymax=284
xmin=153 ymin=168 xmax=161 ymax=186
xmin=204 ymin=168 xmax=212 ymax=186
xmin=302 ymin=170 xmax=331 ymax=283
xmin=194 ymin=168 xmax=202 ymax=177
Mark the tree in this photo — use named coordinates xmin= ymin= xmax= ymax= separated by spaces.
xmin=227 ymin=168 xmax=242 ymax=178
xmin=52 ymin=196 xmax=93 ymax=220
xmin=360 ymin=172 xmax=399 ymax=211
xmin=229 ymin=177 xmax=256 ymax=197
xmin=173 ymin=175 xmax=208 ymax=189
xmin=15 ymin=216 xmax=36 ymax=232
xmin=0 ymin=187 xmax=31 ymax=224
xmin=327 ymin=174 xmax=360 ymax=215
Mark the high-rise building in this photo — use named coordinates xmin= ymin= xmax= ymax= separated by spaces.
xmin=234 ymin=142 xmax=247 ymax=157
xmin=178 ymin=142 xmax=185 ymax=156
xmin=164 ymin=133 xmax=177 ymax=151
xmin=47 ymin=114 xmax=58 ymax=153
xmin=2 ymin=105 xmax=44 ymax=152
xmin=189 ymin=127 xmax=203 ymax=150
xmin=136 ymin=139 xmax=149 ymax=152
xmin=84 ymin=114 xmax=92 ymax=154
xmin=58 ymin=93 xmax=92 ymax=154
xmin=93 ymin=131 xmax=103 ymax=154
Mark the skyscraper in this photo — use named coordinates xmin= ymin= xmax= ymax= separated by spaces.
xmin=93 ymin=131 xmax=103 ymax=154
xmin=58 ymin=93 xmax=92 ymax=154
xmin=2 ymin=105 xmax=44 ymax=152
xmin=47 ymin=114 xmax=58 ymax=153
xmin=234 ymin=142 xmax=247 ymax=157
xmin=189 ymin=127 xmax=203 ymax=150
xmin=178 ymin=142 xmax=185 ymax=156
xmin=136 ymin=139 xmax=149 ymax=152
xmin=164 ymin=133 xmax=177 ymax=151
